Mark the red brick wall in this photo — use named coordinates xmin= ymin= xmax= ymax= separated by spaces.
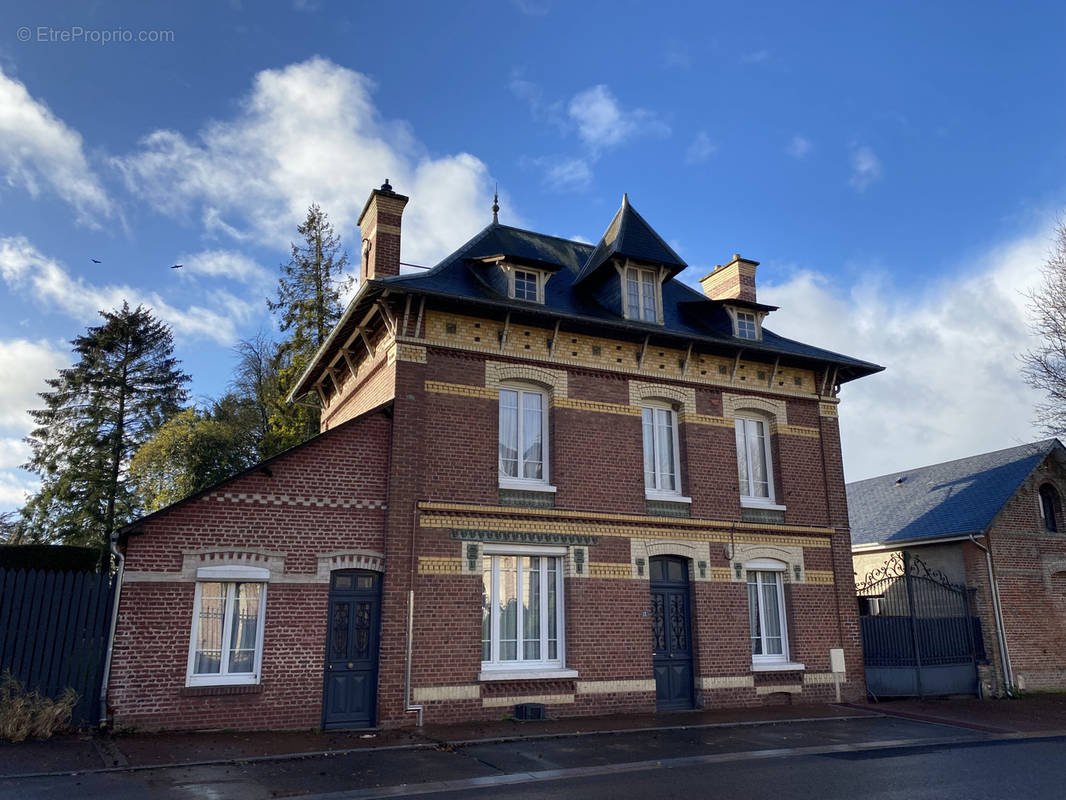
xmin=110 ymin=408 xmax=392 ymax=731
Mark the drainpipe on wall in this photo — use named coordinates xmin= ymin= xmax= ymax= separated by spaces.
xmin=98 ymin=534 xmax=126 ymax=727
xmin=405 ymin=503 xmax=423 ymax=726
xmin=404 ymin=588 xmax=423 ymax=726
xmin=969 ymin=532 xmax=1013 ymax=695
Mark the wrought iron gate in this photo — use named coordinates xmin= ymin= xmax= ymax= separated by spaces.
xmin=855 ymin=552 xmax=984 ymax=698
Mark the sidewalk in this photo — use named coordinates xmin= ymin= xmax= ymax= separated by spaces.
xmin=2 ymin=696 xmax=1065 ymax=780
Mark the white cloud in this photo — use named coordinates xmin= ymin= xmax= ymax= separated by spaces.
xmin=523 ymin=156 xmax=592 ymax=191
xmin=114 ymin=57 xmax=495 ymax=266
xmin=0 ymin=67 xmax=113 ymax=227
xmin=567 ymin=85 xmax=670 ymax=151
xmin=0 ymin=337 xmax=70 ymax=512
xmin=786 ymin=135 xmax=812 ymax=159
xmin=849 ymin=145 xmax=882 ymax=191
xmin=685 ymin=131 xmax=717 ymax=165
xmin=760 ymin=228 xmax=1050 ymax=482
xmin=0 ymin=236 xmax=248 ymax=344
xmin=178 ymin=249 xmax=270 ymax=284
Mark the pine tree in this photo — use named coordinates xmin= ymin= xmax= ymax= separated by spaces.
xmin=21 ymin=303 xmax=189 ymax=546
xmin=266 ymin=204 xmax=353 ymax=450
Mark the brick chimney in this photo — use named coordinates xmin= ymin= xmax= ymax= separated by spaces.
xmin=358 ymin=179 xmax=409 ymax=281
xmin=698 ymin=254 xmax=759 ymax=303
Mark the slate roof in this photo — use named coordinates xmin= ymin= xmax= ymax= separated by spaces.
xmin=848 ymin=439 xmax=1064 ymax=548
xmin=381 ymin=223 xmax=881 ymax=381
xmin=575 ymin=194 xmax=687 ymax=284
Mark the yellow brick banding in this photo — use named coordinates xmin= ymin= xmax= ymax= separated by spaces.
xmin=819 ymin=402 xmax=838 ymax=417
xmin=410 ymin=310 xmax=822 ymax=399
xmin=413 ymin=685 xmax=480 ymax=702
xmin=710 ymin=567 xmax=735 ymax=582
xmin=678 ymin=412 xmax=734 ymax=428
xmin=418 ymin=501 xmax=835 ymax=541
xmin=771 ymin=424 xmax=820 ymax=439
xmin=551 ymin=397 xmax=641 ymax=416
xmin=576 ymin=679 xmax=655 ymax=694
xmin=804 ymin=570 xmax=835 ymax=585
xmin=424 ymin=381 xmax=496 ymax=400
xmin=700 ymin=675 xmax=755 ymax=689
xmin=398 ymin=344 xmax=427 ymax=363
xmin=588 ymin=562 xmax=633 ymax=579
xmin=417 ymin=557 xmax=463 ymax=575
xmin=802 ymin=673 xmax=838 ymax=685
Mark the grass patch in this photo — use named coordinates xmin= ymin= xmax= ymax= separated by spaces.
xmin=0 ymin=671 xmax=78 ymax=742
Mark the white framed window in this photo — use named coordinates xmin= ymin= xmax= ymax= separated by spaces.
xmin=725 ymin=307 xmax=763 ymax=340
xmin=512 ymin=269 xmax=543 ymax=303
xmin=735 ymin=312 xmax=758 ymax=339
xmin=498 ymin=385 xmax=550 ymax=488
xmin=624 ymin=266 xmax=660 ymax=323
xmin=481 ymin=546 xmax=565 ymax=673
xmin=747 ymin=561 xmax=788 ymax=665
xmin=186 ymin=578 xmax=267 ymax=686
xmin=642 ymin=404 xmax=682 ymax=497
xmin=735 ymin=416 xmax=777 ymax=506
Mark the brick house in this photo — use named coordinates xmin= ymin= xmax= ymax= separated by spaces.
xmin=850 ymin=439 xmax=1066 ymax=697
xmin=109 ymin=183 xmax=882 ymax=731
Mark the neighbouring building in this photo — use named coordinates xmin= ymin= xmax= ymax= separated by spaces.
xmin=850 ymin=439 xmax=1066 ymax=697
xmin=109 ymin=183 xmax=882 ymax=731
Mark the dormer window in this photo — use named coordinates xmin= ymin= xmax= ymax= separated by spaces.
xmin=625 ymin=266 xmax=660 ymax=323
xmin=513 ymin=269 xmax=540 ymax=302
xmin=501 ymin=264 xmax=547 ymax=304
xmin=725 ymin=306 xmax=763 ymax=341
xmin=735 ymin=312 xmax=758 ymax=339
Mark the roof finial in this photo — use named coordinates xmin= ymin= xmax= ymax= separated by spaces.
xmin=492 ymin=184 xmax=500 ymax=224
xmin=622 ymin=192 xmax=629 ymax=206
xmin=381 ymin=178 xmax=393 ymax=192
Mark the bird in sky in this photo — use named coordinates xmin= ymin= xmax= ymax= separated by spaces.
xmin=90 ymin=258 xmax=101 ymax=263
xmin=170 ymin=264 xmax=183 ymax=269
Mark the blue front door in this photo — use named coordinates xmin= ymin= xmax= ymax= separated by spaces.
xmin=323 ymin=570 xmax=381 ymax=728
xmin=650 ymin=556 xmax=695 ymax=710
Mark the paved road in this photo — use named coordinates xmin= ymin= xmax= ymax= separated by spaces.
xmin=1 ymin=717 xmax=1060 ymax=799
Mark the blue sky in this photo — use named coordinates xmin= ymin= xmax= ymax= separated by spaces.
xmin=0 ymin=0 xmax=1064 ymax=511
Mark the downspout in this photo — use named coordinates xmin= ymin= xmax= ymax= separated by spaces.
xmin=968 ymin=532 xmax=1013 ymax=695
xmin=405 ymin=502 xmax=423 ymax=726
xmin=98 ymin=534 xmax=126 ymax=727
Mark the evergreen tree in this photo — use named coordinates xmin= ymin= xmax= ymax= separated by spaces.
xmin=266 ymin=204 xmax=352 ymax=450
xmin=21 ymin=303 xmax=189 ymax=546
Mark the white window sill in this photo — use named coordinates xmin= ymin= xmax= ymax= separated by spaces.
xmin=645 ymin=491 xmax=692 ymax=503
xmin=479 ymin=668 xmax=578 ymax=682
xmin=751 ymin=662 xmax=805 ymax=672
xmin=499 ymin=480 xmax=557 ymax=493
xmin=186 ymin=675 xmax=260 ymax=687
xmin=740 ymin=498 xmax=787 ymax=512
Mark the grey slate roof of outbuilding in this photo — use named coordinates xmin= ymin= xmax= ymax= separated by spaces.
xmin=847 ymin=439 xmax=1064 ymax=548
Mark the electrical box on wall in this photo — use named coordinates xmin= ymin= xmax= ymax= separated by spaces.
xmin=830 ymin=647 xmax=846 ymax=673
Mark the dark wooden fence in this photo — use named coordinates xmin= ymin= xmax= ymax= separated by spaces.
xmin=0 ymin=567 xmax=115 ymax=726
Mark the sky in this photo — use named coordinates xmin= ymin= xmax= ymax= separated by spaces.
xmin=0 ymin=0 xmax=1064 ymax=513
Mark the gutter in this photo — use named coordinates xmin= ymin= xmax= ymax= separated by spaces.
xmin=968 ymin=532 xmax=1013 ymax=695
xmin=98 ymin=534 xmax=126 ymax=727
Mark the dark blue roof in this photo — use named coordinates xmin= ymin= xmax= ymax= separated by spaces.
xmin=383 ymin=220 xmax=881 ymax=381
xmin=847 ymin=439 xmax=1064 ymax=547
xmin=576 ymin=195 xmax=687 ymax=284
